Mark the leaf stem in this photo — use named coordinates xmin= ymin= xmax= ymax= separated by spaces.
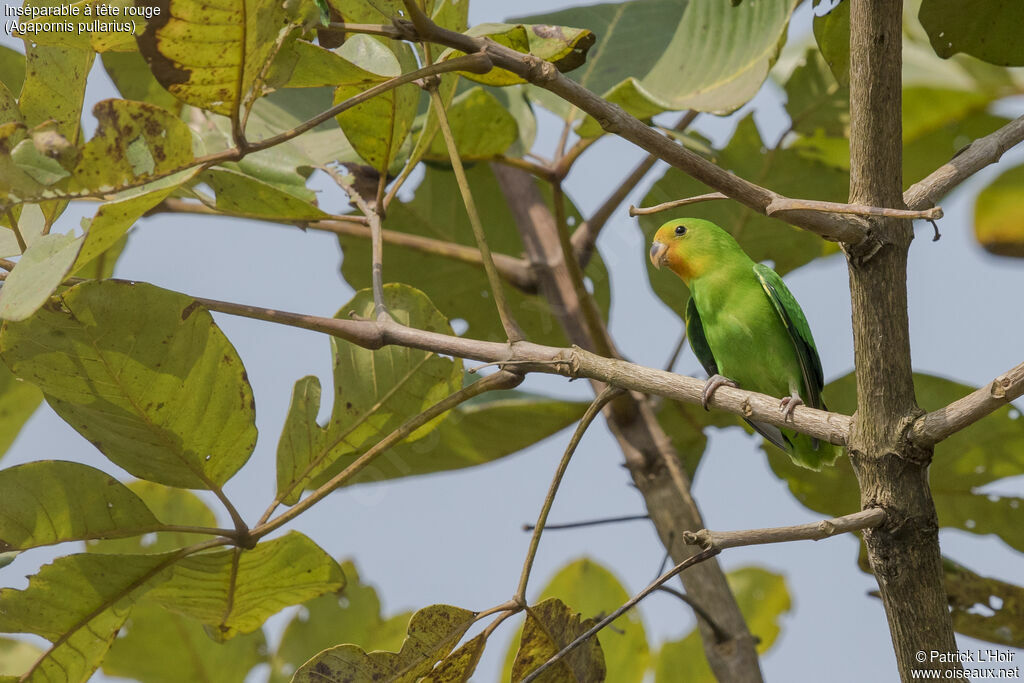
xmin=5 ymin=209 xmax=26 ymax=253
xmin=429 ymin=85 xmax=525 ymax=342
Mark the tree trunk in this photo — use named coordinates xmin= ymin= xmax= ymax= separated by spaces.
xmin=846 ymin=2 xmax=960 ymax=679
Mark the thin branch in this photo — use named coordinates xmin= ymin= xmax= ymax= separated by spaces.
xmin=553 ymin=135 xmax=597 ymax=179
xmin=910 ymin=361 xmax=1024 ymax=447
xmin=251 ymin=370 xmax=523 ymax=540
xmin=522 ymin=513 xmax=648 ymax=532
xmin=326 ymin=22 xmax=403 ymax=39
xmin=682 ymin=508 xmax=886 ymax=552
xmin=572 ymin=111 xmax=698 ymax=266
xmin=155 ymin=199 xmax=539 ymax=293
xmin=765 ymin=198 xmax=942 ymax=221
xmin=905 ymin=115 xmax=1024 ymax=210
xmin=429 ymin=85 xmax=524 ymax=342
xmin=5 ymin=209 xmax=26 ymax=253
xmin=390 ymin=13 xmax=870 ymax=245
xmin=520 ymin=548 xmax=721 ymax=683
xmin=663 ymin=329 xmax=688 ymax=373
xmin=630 ymin=193 xmax=729 ymax=216
xmin=492 ymin=155 xmax=556 ymax=181
xmin=515 ymin=386 xmax=625 ymax=604
xmin=656 ymin=586 xmax=729 ymax=643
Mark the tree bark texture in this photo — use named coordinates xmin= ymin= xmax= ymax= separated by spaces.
xmin=492 ymin=164 xmax=764 ymax=683
xmin=846 ymin=2 xmax=960 ymax=679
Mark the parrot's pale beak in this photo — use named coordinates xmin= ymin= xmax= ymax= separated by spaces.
xmin=649 ymin=241 xmax=668 ymax=269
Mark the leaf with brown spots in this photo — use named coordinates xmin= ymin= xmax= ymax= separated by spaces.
xmin=0 ymin=280 xmax=257 ymax=489
xmin=72 ymin=99 xmax=194 ymax=193
xmin=136 ymin=0 xmax=290 ymax=117
xmin=511 ymin=598 xmax=606 ymax=683
xmin=292 ymin=604 xmax=476 ymax=683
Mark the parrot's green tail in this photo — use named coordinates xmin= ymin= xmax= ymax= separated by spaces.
xmin=785 ymin=430 xmax=841 ymax=471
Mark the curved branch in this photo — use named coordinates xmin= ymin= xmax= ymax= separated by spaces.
xmin=682 ymin=508 xmax=886 ymax=551
xmin=904 ymin=115 xmax=1024 ymax=210
xmin=910 ymin=361 xmax=1024 ymax=447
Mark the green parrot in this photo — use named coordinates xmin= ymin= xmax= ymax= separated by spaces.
xmin=649 ymin=217 xmax=839 ymax=470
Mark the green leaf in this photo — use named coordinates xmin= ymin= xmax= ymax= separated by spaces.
xmin=0 ymin=361 xmax=41 ymax=461
xmin=147 ymin=531 xmax=344 ymax=641
xmin=638 ymin=0 xmax=798 ymax=114
xmin=0 ymin=125 xmax=46 ymax=206
xmin=293 ymin=604 xmax=476 ymax=683
xmin=513 ymin=0 xmax=686 ymax=117
xmin=0 ymin=46 xmax=26 ymax=97
xmin=269 ymin=560 xmax=411 ymax=683
xmin=511 ymin=597 xmax=605 ymax=683
xmin=74 ymin=168 xmax=201 ymax=274
xmin=334 ymin=390 xmax=589 ymax=486
xmin=537 ymin=559 xmax=648 ymax=683
xmin=813 ymin=0 xmax=849 ymax=86
xmin=86 ymin=480 xmax=219 ymax=554
xmin=103 ymin=601 xmax=268 ymax=682
xmin=101 ymin=51 xmax=182 ymax=114
xmin=338 ymin=164 xmax=611 ymax=346
xmin=0 ymin=637 xmax=42 ymax=677
xmin=72 ymin=100 xmax=195 ymax=192
xmin=655 ymin=567 xmax=790 ymax=681
xmin=768 ymin=372 xmax=1024 ymax=553
xmin=0 ymin=83 xmax=19 ymax=125
xmin=276 ymin=39 xmax=381 ymax=88
xmin=18 ymin=44 xmax=93 ymax=142
xmin=0 ymin=232 xmax=81 ymax=322
xmin=0 ymin=552 xmax=174 ymax=682
xmin=974 ymin=162 xmax=1024 ymax=257
xmin=424 ymin=86 xmax=519 ymax=161
xmin=902 ymin=87 xmax=1008 ymax=189
xmin=442 ymin=23 xmax=595 ymax=87
xmin=944 ymin=558 xmax=1024 ymax=647
xmin=276 ymin=284 xmax=462 ymax=504
xmin=0 ymin=461 xmax=159 ymax=551
xmin=422 ymin=633 xmax=486 ymax=682
xmin=919 ymin=0 xmax=1024 ymax=66
xmin=332 ymin=35 xmax=420 ymax=173
xmin=784 ymin=47 xmax=849 ymax=138
xmin=326 ymin=0 xmax=429 ymax=24
xmin=639 ymin=115 xmax=842 ymax=319
xmin=202 ymin=167 xmax=328 ymax=220
xmin=136 ymin=0 xmax=289 ymax=116
xmin=0 ymin=280 xmax=257 ymax=489
xmin=18 ymin=0 xmax=143 ymax=52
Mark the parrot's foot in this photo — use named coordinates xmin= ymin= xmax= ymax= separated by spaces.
xmin=702 ymin=374 xmax=738 ymax=410
xmin=780 ymin=394 xmax=803 ymax=421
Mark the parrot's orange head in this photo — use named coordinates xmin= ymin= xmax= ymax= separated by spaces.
xmin=649 ymin=218 xmax=737 ymax=285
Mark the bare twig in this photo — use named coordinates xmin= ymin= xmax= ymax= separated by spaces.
xmin=430 ymin=86 xmax=525 ymax=342
xmin=630 ymin=193 xmax=729 ymax=216
xmin=572 ymin=111 xmax=698 ymax=266
xmin=910 ymin=361 xmax=1024 ymax=447
xmin=515 ymin=386 xmax=625 ymax=604
xmin=522 ymin=513 xmax=649 ymax=532
xmin=520 ymin=548 xmax=721 ymax=683
xmin=905 ymin=115 xmax=1024 ymax=211
xmin=629 ymin=194 xmax=942 ymax=222
xmin=682 ymin=508 xmax=886 ymax=552
xmin=663 ymin=329 xmax=688 ymax=373
xmin=252 ymin=370 xmax=524 ymax=538
xmin=155 ymin=199 xmax=539 ymax=293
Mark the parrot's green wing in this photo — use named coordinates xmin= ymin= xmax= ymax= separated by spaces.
xmin=684 ymin=297 xmax=718 ymax=378
xmin=686 ymin=295 xmax=790 ymax=453
xmin=753 ymin=263 xmax=826 ymax=411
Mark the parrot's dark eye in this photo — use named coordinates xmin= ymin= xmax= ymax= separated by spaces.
xmin=674 ymin=224 xmax=687 ymax=236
